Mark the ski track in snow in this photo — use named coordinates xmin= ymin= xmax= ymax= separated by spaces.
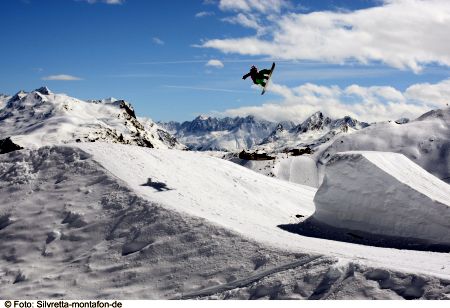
xmin=178 ymin=255 xmax=323 ymax=299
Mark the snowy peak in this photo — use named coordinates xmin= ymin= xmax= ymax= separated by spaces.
xmin=8 ymin=90 xmax=28 ymax=105
xmin=0 ymin=88 xmax=185 ymax=150
xmin=292 ymin=112 xmax=367 ymax=134
xmin=295 ymin=111 xmax=331 ymax=133
xmin=260 ymin=121 xmax=296 ymax=144
xmin=35 ymin=86 xmax=52 ymax=95
xmin=198 ymin=114 xmax=210 ymax=121
xmin=257 ymin=112 xmax=369 ymax=152
xmin=416 ymin=106 xmax=450 ymax=122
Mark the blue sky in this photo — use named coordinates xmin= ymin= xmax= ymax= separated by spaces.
xmin=1 ymin=0 xmax=450 ymax=122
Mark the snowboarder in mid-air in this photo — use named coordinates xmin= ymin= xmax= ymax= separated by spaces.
xmin=242 ymin=62 xmax=275 ymax=95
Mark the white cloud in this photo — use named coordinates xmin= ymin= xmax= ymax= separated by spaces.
xmin=152 ymin=37 xmax=165 ymax=45
xmin=42 ymin=74 xmax=83 ymax=81
xmin=220 ymin=78 xmax=450 ymax=123
xmin=219 ymin=0 xmax=290 ymax=13
xmin=206 ymin=59 xmax=224 ymax=68
xmin=222 ymin=13 xmax=264 ymax=33
xmin=405 ymin=79 xmax=450 ymax=106
xmin=204 ymin=0 xmax=450 ymax=72
xmin=195 ymin=11 xmax=215 ymax=18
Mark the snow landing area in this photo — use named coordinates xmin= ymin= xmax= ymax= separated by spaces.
xmin=76 ymin=143 xmax=450 ymax=277
xmin=314 ymin=151 xmax=450 ymax=248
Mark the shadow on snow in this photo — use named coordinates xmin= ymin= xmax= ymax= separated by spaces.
xmin=278 ymin=217 xmax=450 ymax=253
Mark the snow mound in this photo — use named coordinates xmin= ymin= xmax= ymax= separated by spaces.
xmin=313 ymin=151 xmax=450 ymax=246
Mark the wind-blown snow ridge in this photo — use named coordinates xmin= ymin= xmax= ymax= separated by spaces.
xmin=314 ymin=151 xmax=450 ymax=246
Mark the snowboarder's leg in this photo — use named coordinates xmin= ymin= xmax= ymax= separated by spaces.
xmin=260 ymin=69 xmax=271 ymax=75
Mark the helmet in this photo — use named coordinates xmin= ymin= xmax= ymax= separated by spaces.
xmin=250 ymin=65 xmax=257 ymax=71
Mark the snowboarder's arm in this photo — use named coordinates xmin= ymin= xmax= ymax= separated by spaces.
xmin=242 ymin=72 xmax=251 ymax=80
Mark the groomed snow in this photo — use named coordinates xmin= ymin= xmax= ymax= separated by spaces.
xmin=77 ymin=143 xmax=317 ymax=242
xmin=314 ymin=151 xmax=450 ymax=246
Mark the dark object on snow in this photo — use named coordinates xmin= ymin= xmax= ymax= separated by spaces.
xmin=0 ymin=137 xmax=23 ymax=154
xmin=289 ymin=147 xmax=312 ymax=156
xmin=295 ymin=214 xmax=305 ymax=218
xmin=239 ymin=150 xmax=275 ymax=161
xmin=142 ymin=178 xmax=172 ymax=192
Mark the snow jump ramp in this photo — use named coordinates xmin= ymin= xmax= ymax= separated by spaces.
xmin=313 ymin=151 xmax=450 ymax=247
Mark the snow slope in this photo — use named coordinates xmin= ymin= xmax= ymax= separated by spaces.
xmin=0 ymin=87 xmax=184 ymax=150
xmin=2 ymin=143 xmax=450 ymax=299
xmin=232 ymin=154 xmax=319 ymax=187
xmin=274 ymin=155 xmax=319 ymax=188
xmin=318 ymin=107 xmax=450 ymax=184
xmin=0 ymin=146 xmax=310 ymax=299
xmin=78 ymin=143 xmax=317 ymax=241
xmin=78 ymin=143 xmax=450 ymax=277
xmin=314 ymin=151 xmax=450 ymax=246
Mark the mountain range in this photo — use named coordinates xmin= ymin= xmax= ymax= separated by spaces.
xmin=160 ymin=112 xmax=370 ymax=152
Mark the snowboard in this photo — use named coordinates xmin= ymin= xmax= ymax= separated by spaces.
xmin=261 ymin=62 xmax=276 ymax=95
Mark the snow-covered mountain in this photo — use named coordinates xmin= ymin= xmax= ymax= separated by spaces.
xmin=257 ymin=111 xmax=369 ymax=152
xmin=161 ymin=112 xmax=368 ymax=152
xmin=160 ymin=115 xmax=291 ymax=151
xmin=0 ymin=87 xmax=185 ymax=150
